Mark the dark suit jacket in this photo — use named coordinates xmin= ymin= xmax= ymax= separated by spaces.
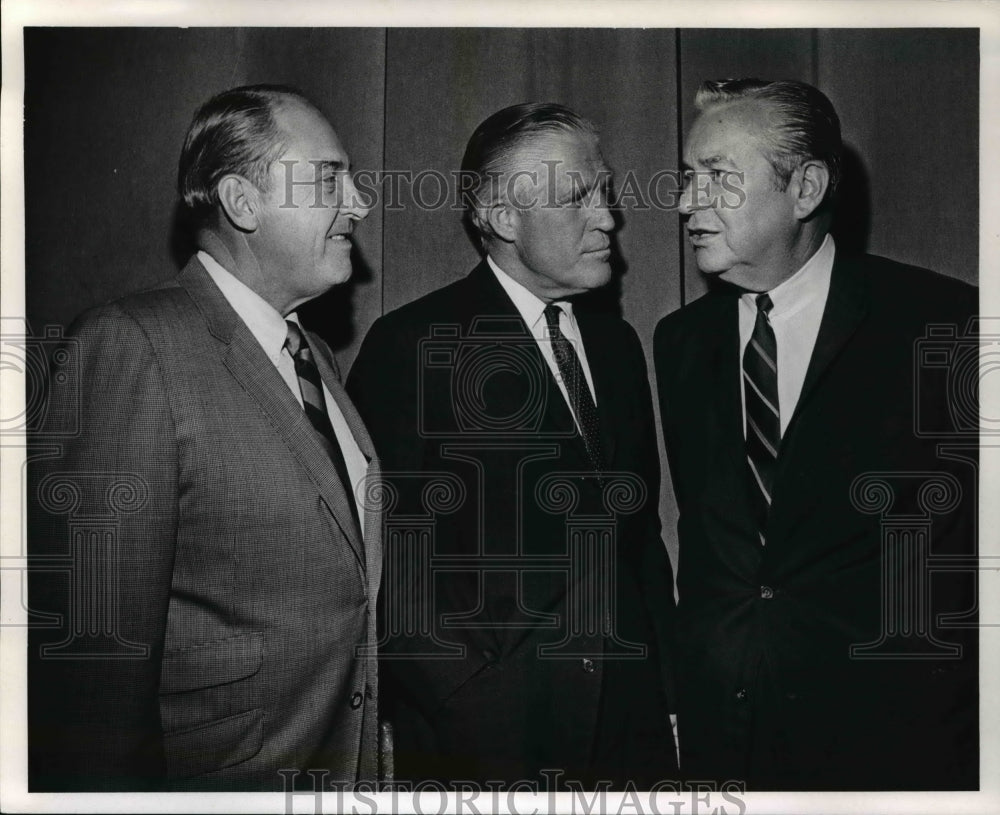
xmin=346 ymin=260 xmax=677 ymax=787
xmin=28 ymin=256 xmax=383 ymax=791
xmin=654 ymin=252 xmax=978 ymax=790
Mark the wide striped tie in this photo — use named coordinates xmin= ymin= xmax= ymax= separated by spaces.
xmin=285 ymin=320 xmax=363 ymax=539
xmin=543 ymin=303 xmax=605 ymax=476
xmin=742 ymin=293 xmax=780 ymax=544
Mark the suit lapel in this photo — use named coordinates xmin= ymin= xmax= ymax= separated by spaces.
xmin=177 ymin=257 xmax=368 ymax=572
xmin=576 ymin=312 xmax=618 ymax=467
xmin=785 ymin=254 xmax=869 ymax=436
xmin=693 ymin=292 xmax=761 ymax=544
xmin=463 ymin=263 xmax=597 ymax=654
xmin=466 ymin=263 xmax=594 ymax=469
xmin=768 ymin=253 xmax=869 ymax=534
xmin=310 ymin=336 xmax=384 ymax=594
xmin=708 ymin=294 xmax=753 ymax=482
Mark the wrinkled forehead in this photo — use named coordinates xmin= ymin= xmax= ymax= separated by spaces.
xmin=272 ymin=97 xmax=349 ymax=167
xmin=508 ymin=128 xmax=602 ymax=165
xmin=685 ymin=99 xmax=775 ymax=162
xmin=506 ymin=128 xmax=608 ymax=185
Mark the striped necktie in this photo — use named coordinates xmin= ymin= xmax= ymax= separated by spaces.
xmin=543 ymin=303 xmax=605 ymax=476
xmin=742 ymin=293 xmax=780 ymax=543
xmin=284 ymin=320 xmax=363 ymax=539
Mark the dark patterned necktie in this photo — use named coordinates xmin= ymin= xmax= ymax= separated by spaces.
xmin=742 ymin=293 xmax=780 ymax=544
xmin=543 ymin=303 xmax=605 ymax=475
xmin=284 ymin=320 xmax=363 ymax=538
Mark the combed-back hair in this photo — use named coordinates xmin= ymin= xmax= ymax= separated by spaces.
xmin=695 ymin=78 xmax=842 ymax=199
xmin=460 ymin=102 xmax=598 ymax=236
xmin=177 ymin=84 xmax=313 ymax=225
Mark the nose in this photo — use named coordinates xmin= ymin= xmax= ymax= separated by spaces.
xmin=589 ymin=190 xmax=615 ymax=232
xmin=341 ymin=172 xmax=370 ymax=221
xmin=677 ymin=175 xmax=695 ymax=216
xmin=593 ymin=202 xmax=614 ymax=232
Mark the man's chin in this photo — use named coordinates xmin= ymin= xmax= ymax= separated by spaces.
xmin=322 ymin=263 xmax=354 ymax=289
xmin=583 ymin=259 xmax=614 ymax=288
xmin=692 ymin=254 xmax=729 ymax=277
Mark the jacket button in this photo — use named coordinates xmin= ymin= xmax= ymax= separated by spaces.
xmin=760 ymin=586 xmax=774 ymax=599
xmin=350 ymin=691 xmax=364 ymax=709
xmin=581 ymin=658 xmax=596 ymax=673
xmin=735 ymin=688 xmax=748 ymax=701
xmin=364 ymin=683 xmax=374 ymax=700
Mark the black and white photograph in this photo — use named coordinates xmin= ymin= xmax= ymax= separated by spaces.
xmin=1 ymin=2 xmax=997 ymax=813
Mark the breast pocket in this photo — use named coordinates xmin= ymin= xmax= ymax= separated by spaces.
xmin=159 ymin=631 xmax=265 ymax=779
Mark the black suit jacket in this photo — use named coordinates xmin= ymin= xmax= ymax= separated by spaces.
xmin=654 ymin=252 xmax=978 ymax=790
xmin=347 ymin=261 xmax=677 ymax=787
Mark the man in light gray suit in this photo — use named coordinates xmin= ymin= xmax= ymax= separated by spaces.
xmin=28 ymin=85 xmax=381 ymax=792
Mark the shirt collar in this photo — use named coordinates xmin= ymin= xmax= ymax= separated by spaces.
xmin=486 ymin=254 xmax=575 ymax=332
xmin=197 ymin=250 xmax=298 ymax=363
xmin=744 ymin=234 xmax=835 ymax=319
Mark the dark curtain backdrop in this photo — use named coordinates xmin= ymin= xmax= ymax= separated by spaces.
xmin=23 ymin=27 xmax=979 ymax=565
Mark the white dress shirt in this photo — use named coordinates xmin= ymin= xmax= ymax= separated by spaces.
xmin=738 ymin=235 xmax=835 ymax=437
xmin=198 ymin=250 xmax=368 ymax=527
xmin=487 ymin=256 xmax=598 ymax=430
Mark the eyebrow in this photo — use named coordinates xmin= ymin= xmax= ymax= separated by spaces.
xmin=682 ymin=155 xmax=734 ymax=171
xmin=315 ymin=159 xmax=347 ymax=173
xmin=557 ymin=166 xmax=613 ymax=204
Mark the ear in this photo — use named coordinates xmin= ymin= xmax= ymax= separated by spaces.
xmin=217 ymin=174 xmax=262 ymax=232
xmin=791 ymin=160 xmax=830 ymax=220
xmin=481 ymin=201 xmax=520 ymax=243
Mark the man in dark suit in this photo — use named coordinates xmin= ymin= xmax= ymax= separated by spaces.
xmin=655 ymin=78 xmax=978 ymax=790
xmin=347 ymin=103 xmax=677 ymax=787
xmin=29 ymin=85 xmax=382 ymax=791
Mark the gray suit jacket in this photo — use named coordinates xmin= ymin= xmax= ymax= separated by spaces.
xmin=28 ymin=256 xmax=383 ymax=791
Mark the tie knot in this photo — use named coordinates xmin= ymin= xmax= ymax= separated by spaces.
xmin=543 ymin=303 xmax=564 ymax=332
xmin=756 ymin=293 xmax=774 ymax=316
xmin=284 ymin=320 xmax=305 ymax=357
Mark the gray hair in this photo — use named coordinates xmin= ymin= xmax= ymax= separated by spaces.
xmin=460 ymin=102 xmax=598 ymax=237
xmin=695 ymin=78 xmax=842 ymax=200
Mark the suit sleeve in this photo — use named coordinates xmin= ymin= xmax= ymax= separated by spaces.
xmin=348 ymin=312 xmax=523 ymax=713
xmin=28 ymin=304 xmax=178 ymax=791
xmin=347 ymin=315 xmax=419 ymax=470
xmin=621 ymin=323 xmax=677 ymax=712
xmin=653 ymin=314 xmax=684 ymax=509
